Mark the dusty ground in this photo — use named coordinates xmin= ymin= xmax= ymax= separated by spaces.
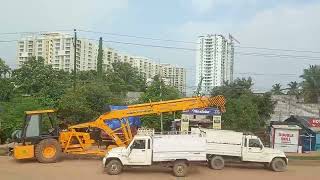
xmin=0 ymin=156 xmax=319 ymax=180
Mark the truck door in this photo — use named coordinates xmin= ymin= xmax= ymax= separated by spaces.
xmin=128 ymin=139 xmax=150 ymax=165
xmin=242 ymin=137 xmax=265 ymax=162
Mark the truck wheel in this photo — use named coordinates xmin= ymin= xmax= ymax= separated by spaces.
xmin=210 ymin=156 xmax=224 ymax=170
xmin=35 ymin=138 xmax=61 ymax=163
xmin=271 ymin=158 xmax=287 ymax=172
xmin=173 ymin=161 xmax=188 ymax=177
xmin=106 ymin=159 xmax=123 ymax=175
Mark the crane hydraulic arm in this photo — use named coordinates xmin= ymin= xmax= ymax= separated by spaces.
xmin=60 ymin=95 xmax=225 ymax=155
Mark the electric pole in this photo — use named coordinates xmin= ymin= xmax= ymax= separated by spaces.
xmin=73 ymin=29 xmax=77 ymax=91
xmin=158 ymin=62 xmax=163 ymax=134
xmin=97 ymin=37 xmax=103 ymax=80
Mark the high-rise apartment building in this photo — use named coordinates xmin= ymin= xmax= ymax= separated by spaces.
xmin=16 ymin=32 xmax=186 ymax=95
xmin=195 ymin=34 xmax=234 ymax=95
xmin=159 ymin=63 xmax=186 ymax=94
xmin=17 ymin=32 xmax=97 ymax=72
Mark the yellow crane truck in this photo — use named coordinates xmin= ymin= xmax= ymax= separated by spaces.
xmin=11 ymin=95 xmax=225 ymax=163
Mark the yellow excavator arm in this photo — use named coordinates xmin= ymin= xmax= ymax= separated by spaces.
xmin=61 ymin=95 xmax=225 ymax=155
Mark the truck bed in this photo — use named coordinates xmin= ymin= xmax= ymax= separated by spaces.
xmin=202 ymin=129 xmax=243 ymax=157
xmin=152 ymin=134 xmax=207 ymax=162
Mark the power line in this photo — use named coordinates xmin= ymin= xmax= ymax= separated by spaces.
xmin=235 ymin=52 xmax=320 ymax=61
xmin=83 ymin=37 xmax=320 ymax=60
xmin=235 ymin=45 xmax=320 ymax=54
xmin=78 ymin=29 xmax=198 ymax=44
xmin=0 ymin=40 xmax=17 ymax=42
xmin=2 ymin=29 xmax=320 ymax=55
xmin=102 ymin=39 xmax=197 ymax=51
xmin=3 ymin=36 xmax=320 ymax=61
xmin=81 ymin=38 xmax=197 ymax=51
xmin=78 ymin=29 xmax=320 ymax=54
xmin=0 ymin=29 xmax=73 ymax=35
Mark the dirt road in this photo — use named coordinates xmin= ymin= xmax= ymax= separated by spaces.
xmin=0 ymin=156 xmax=319 ymax=180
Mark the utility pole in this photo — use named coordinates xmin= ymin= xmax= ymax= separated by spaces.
xmin=159 ymin=62 xmax=163 ymax=134
xmin=73 ymin=29 xmax=77 ymax=91
xmin=97 ymin=37 xmax=103 ymax=80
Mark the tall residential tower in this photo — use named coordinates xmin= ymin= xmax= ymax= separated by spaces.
xmin=196 ymin=34 xmax=234 ymax=95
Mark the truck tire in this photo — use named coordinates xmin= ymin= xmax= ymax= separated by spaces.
xmin=106 ymin=159 xmax=123 ymax=175
xmin=173 ymin=161 xmax=188 ymax=177
xmin=271 ymin=158 xmax=287 ymax=172
xmin=35 ymin=138 xmax=61 ymax=163
xmin=210 ymin=156 xmax=224 ymax=170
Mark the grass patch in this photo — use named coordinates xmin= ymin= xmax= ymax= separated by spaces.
xmin=0 ymin=148 xmax=7 ymax=156
xmin=288 ymin=156 xmax=320 ymax=160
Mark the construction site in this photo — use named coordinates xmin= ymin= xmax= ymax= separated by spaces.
xmin=1 ymin=1 xmax=320 ymax=179
xmin=0 ymin=95 xmax=318 ymax=178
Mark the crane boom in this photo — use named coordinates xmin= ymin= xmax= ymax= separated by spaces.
xmin=61 ymin=95 xmax=225 ymax=155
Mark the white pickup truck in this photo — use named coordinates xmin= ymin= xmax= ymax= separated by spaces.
xmin=196 ymin=128 xmax=288 ymax=171
xmin=103 ymin=129 xmax=288 ymax=177
xmin=103 ymin=129 xmax=206 ymax=177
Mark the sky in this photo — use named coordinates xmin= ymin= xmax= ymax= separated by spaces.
xmin=1 ymin=0 xmax=320 ymax=94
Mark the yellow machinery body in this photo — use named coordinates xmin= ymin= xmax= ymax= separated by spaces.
xmin=14 ymin=145 xmax=34 ymax=159
xmin=13 ymin=96 xmax=226 ymax=159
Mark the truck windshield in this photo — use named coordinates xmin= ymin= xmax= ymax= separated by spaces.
xmin=131 ymin=140 xmax=146 ymax=149
xmin=249 ymin=139 xmax=261 ymax=148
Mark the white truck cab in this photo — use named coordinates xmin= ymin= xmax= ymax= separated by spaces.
xmin=104 ymin=135 xmax=153 ymax=166
xmin=199 ymin=129 xmax=288 ymax=171
xmin=242 ymin=135 xmax=285 ymax=163
xmin=103 ymin=129 xmax=207 ymax=177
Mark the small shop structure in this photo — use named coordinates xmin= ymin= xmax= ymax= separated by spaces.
xmin=270 ymin=125 xmax=301 ymax=153
xmin=171 ymin=108 xmax=221 ymax=132
xmin=271 ymin=116 xmax=320 ymax=152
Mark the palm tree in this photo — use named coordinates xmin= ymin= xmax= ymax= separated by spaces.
xmin=301 ymin=65 xmax=320 ymax=103
xmin=300 ymin=65 xmax=320 ymax=103
xmin=287 ymin=81 xmax=299 ymax=96
xmin=271 ymin=83 xmax=283 ymax=95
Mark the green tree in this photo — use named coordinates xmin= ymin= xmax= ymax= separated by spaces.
xmin=211 ymin=78 xmax=253 ymax=98
xmin=0 ymin=58 xmax=11 ymax=78
xmin=211 ymin=77 xmax=274 ymax=132
xmin=271 ymin=83 xmax=283 ymax=95
xmin=0 ymin=96 xmax=46 ymax=142
xmin=301 ymin=65 xmax=320 ymax=103
xmin=287 ymin=81 xmax=299 ymax=96
xmin=12 ymin=56 xmax=72 ymax=106
xmin=97 ymin=37 xmax=104 ymax=80
xmin=140 ymin=75 xmax=180 ymax=102
xmin=222 ymin=95 xmax=260 ymax=131
xmin=139 ymin=75 xmax=181 ymax=131
xmin=0 ymin=59 xmax=14 ymax=102
xmin=76 ymin=70 xmax=99 ymax=84
xmin=0 ymin=79 xmax=15 ymax=102
xmin=106 ymin=62 xmax=146 ymax=92
xmin=58 ymin=82 xmax=123 ymax=123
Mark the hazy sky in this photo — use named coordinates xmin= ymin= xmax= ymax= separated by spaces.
xmin=1 ymin=0 xmax=320 ymax=93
